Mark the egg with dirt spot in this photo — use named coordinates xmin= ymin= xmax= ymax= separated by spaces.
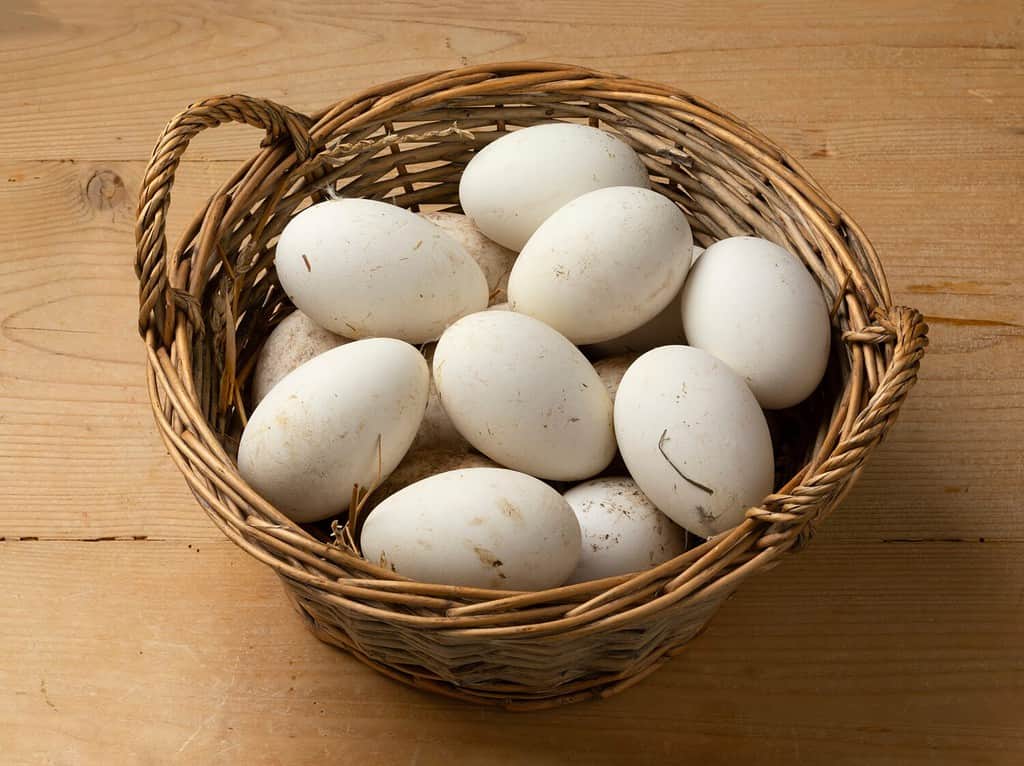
xmin=360 ymin=467 xmax=581 ymax=590
xmin=614 ymin=345 xmax=774 ymax=537
xmin=564 ymin=477 xmax=686 ymax=583
xmin=275 ymin=198 xmax=488 ymax=344
xmin=237 ymin=338 xmax=430 ymax=523
xmin=433 ymin=311 xmax=616 ymax=481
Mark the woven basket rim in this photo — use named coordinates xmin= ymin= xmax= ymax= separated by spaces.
xmin=134 ymin=61 xmax=927 ymax=707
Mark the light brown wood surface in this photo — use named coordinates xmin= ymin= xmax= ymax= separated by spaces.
xmin=1 ymin=1 xmax=1021 ymax=763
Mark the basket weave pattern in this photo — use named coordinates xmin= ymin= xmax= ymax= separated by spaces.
xmin=135 ymin=63 xmax=927 ymax=708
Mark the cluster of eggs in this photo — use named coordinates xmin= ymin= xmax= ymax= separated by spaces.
xmin=238 ymin=123 xmax=831 ymax=591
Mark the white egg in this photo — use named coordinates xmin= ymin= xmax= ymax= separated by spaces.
xmin=421 ymin=211 xmax=518 ymax=304
xmin=614 ymin=346 xmax=774 ymax=537
xmin=585 ymin=243 xmax=703 ymax=356
xmin=237 ymin=338 xmax=429 ymax=523
xmin=459 ymin=123 xmax=650 ymax=250
xmin=508 ymin=186 xmax=692 ymax=344
xmin=564 ymin=477 xmax=686 ymax=583
xmin=251 ymin=311 xmax=347 ymax=405
xmin=592 ymin=353 xmax=639 ymax=402
xmin=681 ymin=236 xmax=831 ymax=409
xmin=275 ymin=199 xmax=488 ymax=344
xmin=360 ymin=467 xmax=582 ymax=590
xmin=433 ymin=311 xmax=616 ymax=481
xmin=410 ymin=344 xmax=469 ymax=454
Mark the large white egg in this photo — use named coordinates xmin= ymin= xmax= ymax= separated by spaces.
xmin=508 ymin=186 xmax=692 ymax=344
xmin=564 ymin=477 xmax=686 ymax=583
xmin=275 ymin=199 xmax=488 ymax=344
xmin=421 ymin=211 xmax=518 ymax=304
xmin=586 ymin=243 xmax=703 ymax=356
xmin=459 ymin=123 xmax=650 ymax=251
xmin=237 ymin=338 xmax=429 ymax=523
xmin=614 ymin=346 xmax=774 ymax=537
xmin=360 ymin=467 xmax=581 ymax=590
xmin=251 ymin=311 xmax=348 ymax=405
xmin=433 ymin=311 xmax=616 ymax=481
xmin=681 ymin=236 xmax=831 ymax=409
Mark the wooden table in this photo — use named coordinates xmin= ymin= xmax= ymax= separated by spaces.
xmin=1 ymin=1 xmax=1021 ymax=763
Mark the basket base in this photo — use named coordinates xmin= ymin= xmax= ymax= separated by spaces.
xmin=279 ymin=578 xmax=721 ymax=710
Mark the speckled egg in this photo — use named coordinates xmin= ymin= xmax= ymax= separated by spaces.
xmin=564 ymin=477 xmax=686 ymax=583
xmin=360 ymin=467 xmax=581 ymax=590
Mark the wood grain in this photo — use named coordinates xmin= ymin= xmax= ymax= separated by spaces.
xmin=0 ymin=160 xmax=238 ymax=541
xmin=0 ymin=0 xmax=1021 ymax=762
xmin=0 ymin=0 xmax=1020 ymax=161
xmin=2 ymin=540 xmax=1021 ymax=765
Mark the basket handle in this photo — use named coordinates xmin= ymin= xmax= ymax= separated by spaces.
xmin=135 ymin=94 xmax=313 ymax=339
xmin=750 ymin=305 xmax=929 ymax=543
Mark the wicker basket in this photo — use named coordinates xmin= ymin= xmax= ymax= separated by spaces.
xmin=135 ymin=62 xmax=927 ymax=709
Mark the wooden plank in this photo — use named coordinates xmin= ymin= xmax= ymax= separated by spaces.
xmin=0 ymin=539 xmax=1021 ymax=764
xmin=0 ymin=159 xmax=233 ymax=541
xmin=0 ymin=1 xmax=1019 ymax=161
